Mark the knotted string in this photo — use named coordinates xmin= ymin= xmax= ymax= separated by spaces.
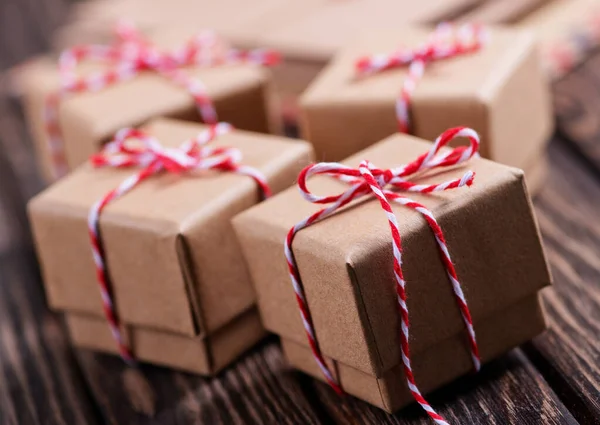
xmin=355 ymin=23 xmax=487 ymax=134
xmin=44 ymin=21 xmax=280 ymax=179
xmin=285 ymin=126 xmax=482 ymax=425
xmin=88 ymin=123 xmax=271 ymax=363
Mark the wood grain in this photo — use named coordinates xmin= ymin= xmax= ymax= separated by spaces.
xmin=311 ymin=349 xmax=578 ymax=425
xmin=0 ymin=249 xmax=99 ymax=425
xmin=554 ymin=53 xmax=600 ymax=173
xmin=524 ymin=139 xmax=600 ymax=423
xmin=75 ymin=340 xmax=327 ymax=425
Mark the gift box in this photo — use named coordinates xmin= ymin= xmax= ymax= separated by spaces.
xmin=28 ymin=118 xmax=314 ymax=373
xmin=298 ymin=26 xmax=553 ymax=193
xmin=22 ymin=24 xmax=280 ymax=183
xmin=232 ymin=130 xmax=551 ymax=412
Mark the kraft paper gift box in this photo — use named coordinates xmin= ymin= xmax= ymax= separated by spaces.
xmin=27 ymin=118 xmax=314 ymax=374
xmin=299 ymin=27 xmax=553 ymax=193
xmin=232 ymin=132 xmax=551 ymax=411
xmin=22 ymin=25 xmax=279 ymax=183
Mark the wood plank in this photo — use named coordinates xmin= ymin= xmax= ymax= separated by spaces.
xmin=0 ymin=249 xmax=100 ymax=425
xmin=524 ymin=139 xmax=600 ymax=423
xmin=0 ymin=78 xmax=98 ymax=425
xmin=311 ymin=349 xmax=578 ymax=424
xmin=0 ymin=0 xmax=70 ymax=69
xmin=554 ymin=52 xmax=600 ymax=173
xmin=75 ymin=340 xmax=327 ymax=425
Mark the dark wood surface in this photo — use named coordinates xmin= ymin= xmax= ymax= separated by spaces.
xmin=2 ymin=1 xmax=600 ymax=424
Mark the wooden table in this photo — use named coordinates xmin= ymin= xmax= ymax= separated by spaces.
xmin=1 ymin=3 xmax=600 ymax=425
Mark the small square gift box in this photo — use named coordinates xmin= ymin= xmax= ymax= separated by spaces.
xmin=233 ymin=127 xmax=551 ymax=417
xmin=299 ymin=25 xmax=553 ymax=193
xmin=21 ymin=21 xmax=281 ymax=183
xmin=28 ymin=118 xmax=313 ymax=374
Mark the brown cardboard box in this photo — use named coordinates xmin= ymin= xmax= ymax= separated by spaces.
xmin=65 ymin=308 xmax=265 ymax=375
xmin=22 ymin=25 xmax=278 ymax=182
xmin=233 ymin=132 xmax=551 ymax=409
xmin=28 ymin=118 xmax=314 ymax=372
xmin=299 ymin=27 xmax=553 ymax=183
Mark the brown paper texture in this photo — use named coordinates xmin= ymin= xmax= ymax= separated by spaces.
xmin=65 ymin=307 xmax=266 ymax=375
xmin=233 ymin=133 xmax=551 ymax=378
xmin=29 ymin=118 xmax=314 ymax=338
xmin=282 ymin=293 xmax=547 ymax=412
xmin=22 ymin=26 xmax=278 ymax=182
xmin=300 ymin=27 xmax=553 ymax=174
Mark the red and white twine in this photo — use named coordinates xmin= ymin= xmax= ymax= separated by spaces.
xmin=88 ymin=123 xmax=271 ymax=363
xmin=285 ymin=127 xmax=482 ymax=424
xmin=44 ymin=21 xmax=280 ymax=179
xmin=355 ymin=23 xmax=487 ymax=134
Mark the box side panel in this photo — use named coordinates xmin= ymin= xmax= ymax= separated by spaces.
xmin=282 ymin=293 xmax=547 ymax=412
xmin=487 ymin=37 xmax=553 ymax=169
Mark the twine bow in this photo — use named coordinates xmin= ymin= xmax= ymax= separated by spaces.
xmin=285 ymin=127 xmax=482 ymax=425
xmin=45 ymin=21 xmax=280 ymax=179
xmin=355 ymin=23 xmax=487 ymax=134
xmin=88 ymin=123 xmax=271 ymax=363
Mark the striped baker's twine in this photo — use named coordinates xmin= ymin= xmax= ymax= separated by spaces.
xmin=44 ymin=20 xmax=280 ymax=180
xmin=355 ymin=23 xmax=487 ymax=134
xmin=285 ymin=126 xmax=482 ymax=424
xmin=87 ymin=123 xmax=271 ymax=363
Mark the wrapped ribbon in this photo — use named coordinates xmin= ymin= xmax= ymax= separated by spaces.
xmin=285 ymin=126 xmax=482 ymax=424
xmin=355 ymin=23 xmax=487 ymax=134
xmin=88 ymin=123 xmax=271 ymax=363
xmin=45 ymin=21 xmax=280 ymax=178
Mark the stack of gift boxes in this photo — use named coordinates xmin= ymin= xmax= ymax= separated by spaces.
xmin=24 ymin=17 xmax=553 ymax=422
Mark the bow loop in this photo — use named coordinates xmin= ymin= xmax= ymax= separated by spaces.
xmin=90 ymin=123 xmax=244 ymax=173
xmin=297 ymin=127 xmax=480 ymax=208
xmin=297 ymin=162 xmax=365 ymax=204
